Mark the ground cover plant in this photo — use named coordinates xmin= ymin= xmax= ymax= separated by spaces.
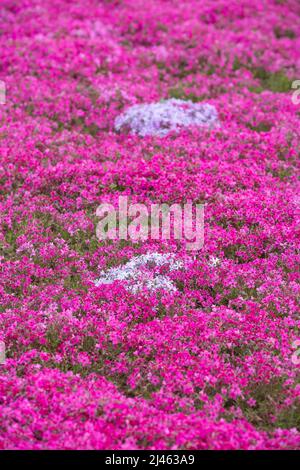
xmin=0 ymin=0 xmax=300 ymax=450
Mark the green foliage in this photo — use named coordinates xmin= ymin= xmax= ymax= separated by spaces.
xmin=46 ymin=324 xmax=62 ymax=353
xmin=274 ymin=27 xmax=296 ymax=39
xmin=232 ymin=380 xmax=300 ymax=432
xmin=246 ymin=121 xmax=273 ymax=132
xmin=251 ymin=67 xmax=292 ymax=93
xmin=168 ymin=85 xmax=205 ymax=102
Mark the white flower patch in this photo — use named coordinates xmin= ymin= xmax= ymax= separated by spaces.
xmin=114 ymin=99 xmax=219 ymax=136
xmin=95 ymin=252 xmax=183 ymax=293
xmin=208 ymin=256 xmax=221 ymax=267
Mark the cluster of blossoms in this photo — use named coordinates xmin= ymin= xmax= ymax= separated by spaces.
xmin=0 ymin=0 xmax=300 ymax=450
xmin=95 ymin=252 xmax=183 ymax=293
xmin=114 ymin=99 xmax=219 ymax=136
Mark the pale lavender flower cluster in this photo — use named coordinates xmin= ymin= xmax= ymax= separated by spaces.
xmin=114 ymin=99 xmax=219 ymax=136
xmin=95 ymin=252 xmax=183 ymax=293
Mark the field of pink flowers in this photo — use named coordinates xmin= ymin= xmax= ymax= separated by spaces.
xmin=0 ymin=0 xmax=300 ymax=450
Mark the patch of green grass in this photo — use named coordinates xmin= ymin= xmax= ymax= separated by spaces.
xmin=81 ymin=335 xmax=96 ymax=353
xmin=251 ymin=67 xmax=292 ymax=93
xmin=223 ymin=243 xmax=248 ymax=262
xmin=48 ymin=113 xmax=100 ymax=136
xmin=1 ymin=220 xmax=28 ymax=258
xmin=69 ymin=117 xmax=100 ymax=137
xmin=266 ymin=165 xmax=294 ymax=181
xmin=198 ymin=56 xmax=216 ymax=76
xmin=168 ymin=85 xmax=205 ymax=102
xmin=46 ymin=323 xmax=62 ymax=353
xmin=233 ymin=379 xmax=300 ymax=432
xmin=275 ymin=401 xmax=300 ymax=430
xmin=68 ymin=229 xmax=99 ymax=255
xmin=156 ymin=22 xmax=168 ymax=32
xmin=232 ymin=57 xmax=244 ymax=71
xmin=105 ymin=255 xmax=130 ymax=269
xmin=63 ymin=272 xmax=88 ymax=292
xmin=32 ymin=211 xmax=100 ymax=256
xmin=274 ymin=27 xmax=295 ymax=39
xmin=218 ymin=287 xmax=241 ymax=306
xmin=109 ymin=180 xmax=127 ymax=192
xmin=246 ymin=121 xmax=273 ymax=132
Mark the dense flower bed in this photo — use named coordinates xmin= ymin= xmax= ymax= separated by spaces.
xmin=0 ymin=0 xmax=300 ymax=449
